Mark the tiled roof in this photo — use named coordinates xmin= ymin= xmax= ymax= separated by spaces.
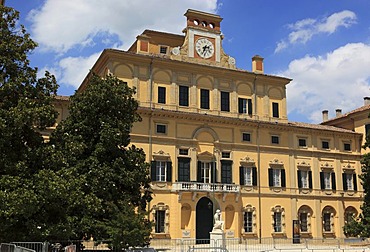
xmin=323 ymin=104 xmax=370 ymax=124
xmin=288 ymin=121 xmax=357 ymax=134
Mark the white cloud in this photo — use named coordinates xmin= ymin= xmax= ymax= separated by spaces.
xmin=28 ymin=0 xmax=218 ymax=54
xmin=58 ymin=53 xmax=101 ymax=88
xmin=282 ymin=43 xmax=370 ymax=123
xmin=275 ymin=10 xmax=357 ymax=53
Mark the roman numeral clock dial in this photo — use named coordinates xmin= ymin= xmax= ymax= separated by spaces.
xmin=195 ymin=38 xmax=214 ymax=59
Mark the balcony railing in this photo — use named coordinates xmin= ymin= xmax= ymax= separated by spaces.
xmin=172 ymin=182 xmax=240 ymax=193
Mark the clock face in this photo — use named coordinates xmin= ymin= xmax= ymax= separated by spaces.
xmin=195 ymin=38 xmax=214 ymax=59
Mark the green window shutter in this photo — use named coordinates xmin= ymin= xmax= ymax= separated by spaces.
xmin=197 ymin=161 xmax=202 ymax=182
xmin=248 ymin=99 xmax=252 ymax=115
xmin=252 ymin=167 xmax=257 ymax=186
xmin=297 ymin=170 xmax=302 ymax=188
xmin=166 ymin=161 xmax=172 ymax=182
xmin=239 ymin=166 xmax=245 ymax=185
xmin=281 ymin=169 xmax=286 ymax=188
xmin=268 ymin=168 xmax=273 ymax=187
xmin=308 ymin=170 xmax=313 ymax=189
xmin=353 ymin=173 xmax=358 ymax=191
xmin=342 ymin=173 xmax=347 ymax=191
xmin=331 ymin=172 xmax=336 ymax=190
xmin=320 ymin=172 xmax=325 ymax=190
xmin=151 ymin=161 xmax=157 ymax=181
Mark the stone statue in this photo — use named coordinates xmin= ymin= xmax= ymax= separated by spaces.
xmin=213 ymin=209 xmax=224 ymax=230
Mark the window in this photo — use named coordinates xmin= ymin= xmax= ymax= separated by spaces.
xmin=344 ymin=143 xmax=351 ymax=151
xmin=268 ymin=168 xmax=286 ymax=187
xmin=179 ymin=85 xmax=189 ymax=106
xmin=155 ymin=210 xmax=165 ymax=233
xmin=151 ymin=161 xmax=172 ymax=182
xmin=156 ymin=161 xmax=166 ymax=182
xmin=238 ymin=98 xmax=252 ymax=115
xmin=320 ymin=171 xmax=336 ymax=190
xmin=244 ymin=211 xmax=253 ymax=232
xmin=271 ymin=135 xmax=279 ymax=144
xmin=298 ymin=206 xmax=312 ymax=233
xmin=200 ymin=89 xmax=210 ymax=109
xmin=221 ymin=91 xmax=230 ymax=112
xmin=322 ymin=141 xmax=329 ymax=149
xmin=300 ymin=213 xmax=308 ymax=232
xmin=242 ymin=133 xmax=251 ymax=142
xmin=197 ymin=161 xmax=215 ymax=183
xmin=178 ymin=157 xmax=190 ymax=182
xmin=274 ymin=212 xmax=282 ymax=232
xmin=323 ymin=213 xmax=331 ymax=232
xmin=159 ymin=46 xmax=168 ymax=54
xmin=152 ymin=203 xmax=169 ymax=235
xmin=322 ymin=207 xmax=335 ymax=233
xmin=158 ymin=86 xmax=166 ymax=104
xmin=222 ymin=152 xmax=230 ymax=159
xmin=240 ymin=166 xmax=257 ymax=186
xmin=366 ymin=124 xmax=370 ymax=138
xmin=156 ymin=124 xmax=167 ymax=134
xmin=271 ymin=206 xmax=285 ymax=234
xmin=242 ymin=205 xmax=256 ymax=234
xmin=298 ymin=138 xmax=307 ymax=147
xmin=343 ymin=173 xmax=357 ymax=191
xmin=297 ymin=170 xmax=312 ymax=189
xmin=179 ymin=149 xmax=188 ymax=156
xmin=221 ymin=160 xmax=232 ymax=184
xmin=344 ymin=207 xmax=358 ymax=227
xmin=272 ymin=102 xmax=279 ymax=118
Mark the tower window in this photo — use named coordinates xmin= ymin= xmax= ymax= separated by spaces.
xmin=159 ymin=46 xmax=168 ymax=54
xmin=179 ymin=86 xmax=189 ymax=106
xmin=200 ymin=89 xmax=210 ymax=109
xmin=272 ymin=102 xmax=279 ymax=118
xmin=158 ymin=86 xmax=166 ymax=104
xmin=221 ymin=91 xmax=230 ymax=112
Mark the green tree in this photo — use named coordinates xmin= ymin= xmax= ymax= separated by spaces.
xmin=0 ymin=6 xmax=59 ymax=241
xmin=344 ymin=127 xmax=370 ymax=237
xmin=50 ymin=74 xmax=152 ymax=248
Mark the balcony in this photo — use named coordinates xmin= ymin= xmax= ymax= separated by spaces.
xmin=172 ymin=182 xmax=240 ymax=193
xmin=172 ymin=182 xmax=240 ymax=201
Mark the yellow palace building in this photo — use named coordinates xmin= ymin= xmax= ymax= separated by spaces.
xmin=54 ymin=9 xmax=363 ymax=241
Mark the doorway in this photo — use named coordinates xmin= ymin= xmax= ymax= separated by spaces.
xmin=196 ymin=197 xmax=213 ymax=243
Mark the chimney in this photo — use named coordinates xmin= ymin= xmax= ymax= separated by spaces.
xmin=322 ymin=110 xmax=328 ymax=122
xmin=252 ymin=55 xmax=264 ymax=73
xmin=364 ymin=97 xmax=370 ymax=106
xmin=335 ymin=109 xmax=342 ymax=117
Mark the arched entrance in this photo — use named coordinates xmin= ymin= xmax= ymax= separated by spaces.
xmin=196 ymin=197 xmax=213 ymax=243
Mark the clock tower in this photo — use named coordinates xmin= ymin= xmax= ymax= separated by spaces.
xmin=184 ymin=9 xmax=223 ymax=63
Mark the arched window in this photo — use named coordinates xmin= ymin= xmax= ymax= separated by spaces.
xmin=271 ymin=205 xmax=285 ymax=235
xmin=242 ymin=204 xmax=256 ymax=236
xmin=298 ymin=205 xmax=313 ymax=236
xmin=152 ymin=203 xmax=170 ymax=237
xmin=322 ymin=206 xmax=336 ymax=237
xmin=344 ymin=206 xmax=358 ymax=225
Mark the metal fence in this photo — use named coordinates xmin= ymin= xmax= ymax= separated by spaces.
xmin=3 ymin=238 xmax=370 ymax=252
xmin=0 ymin=243 xmax=36 ymax=252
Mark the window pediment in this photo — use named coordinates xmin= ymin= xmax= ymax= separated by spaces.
xmin=197 ymin=151 xmax=214 ymax=161
xmin=269 ymin=158 xmax=284 ymax=167
xmin=153 ymin=150 xmax=170 ymax=160
xmin=240 ymin=156 xmax=255 ymax=167
xmin=297 ymin=161 xmax=311 ymax=169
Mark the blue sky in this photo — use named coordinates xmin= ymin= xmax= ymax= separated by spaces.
xmin=6 ymin=0 xmax=370 ymax=123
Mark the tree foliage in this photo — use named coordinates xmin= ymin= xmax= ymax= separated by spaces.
xmin=50 ymin=74 xmax=152 ymax=247
xmin=344 ymin=126 xmax=370 ymax=237
xmin=0 ymin=6 xmax=151 ymax=245
xmin=0 ymin=6 xmax=59 ymax=241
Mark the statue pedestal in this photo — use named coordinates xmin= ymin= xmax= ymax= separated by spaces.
xmin=210 ymin=229 xmax=225 ymax=248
